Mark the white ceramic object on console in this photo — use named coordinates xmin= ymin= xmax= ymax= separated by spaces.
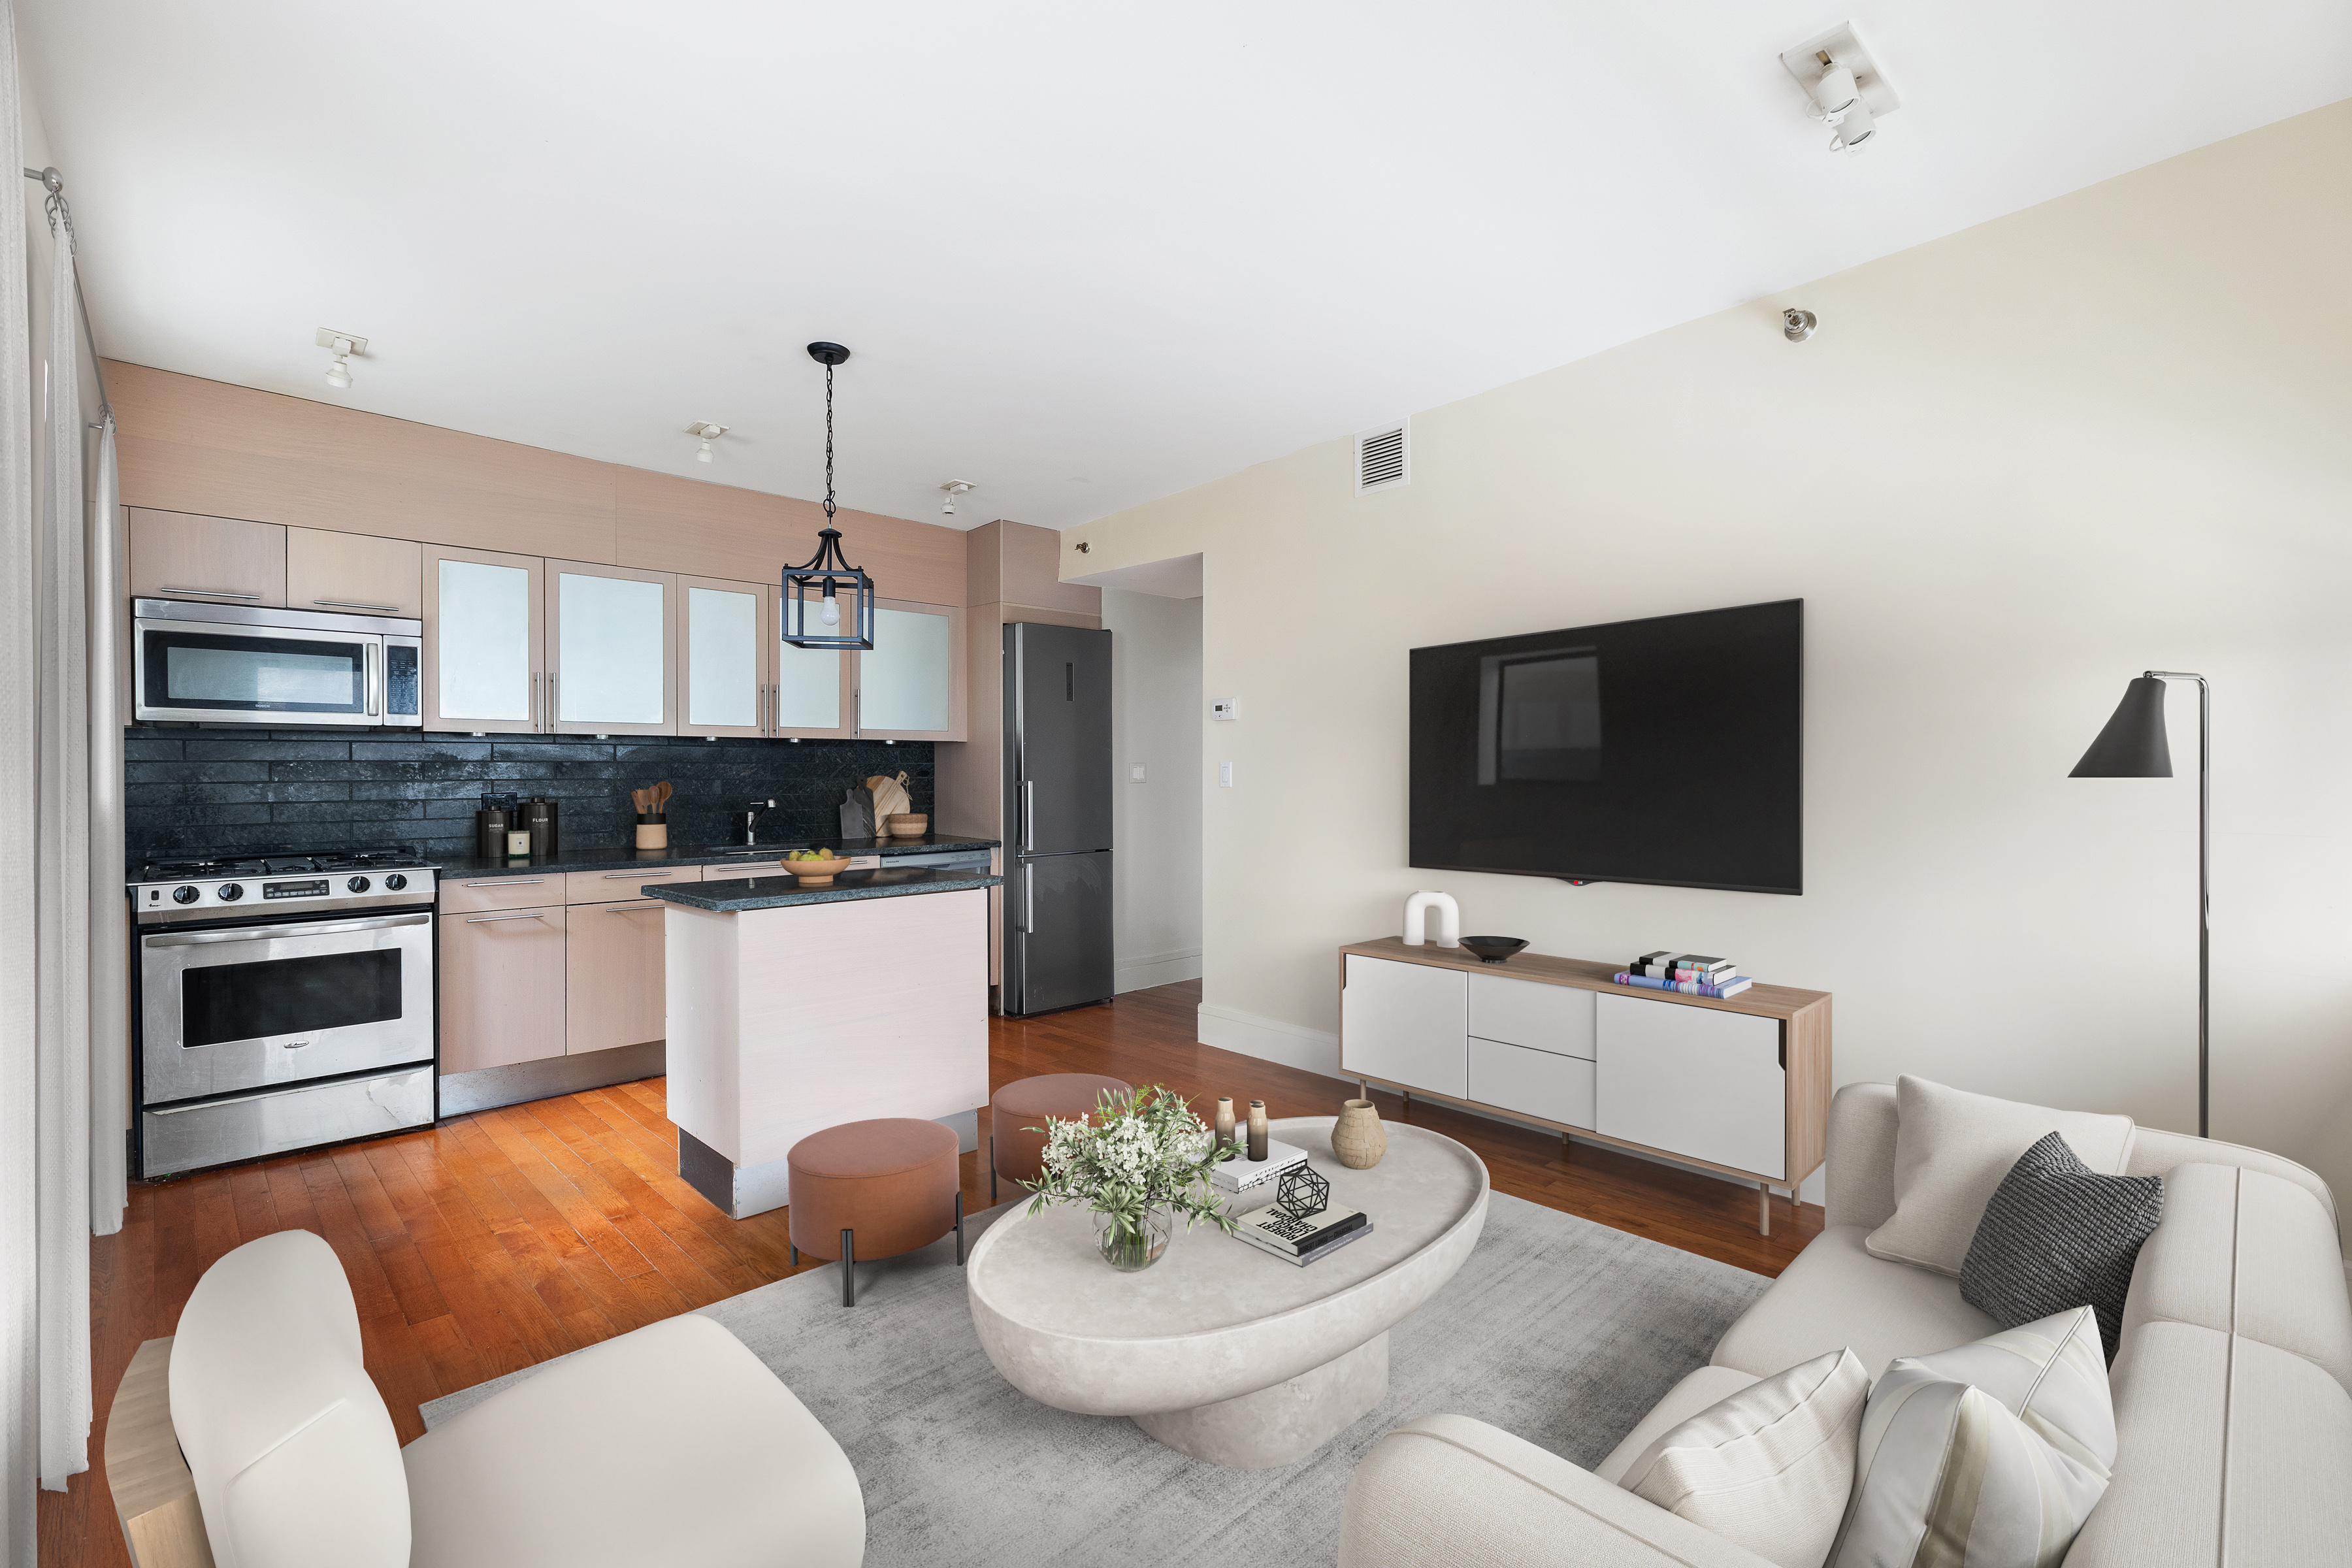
xmin=1400 ymin=890 xmax=1460 ymax=948
xmin=966 ymin=1117 xmax=1489 ymax=1468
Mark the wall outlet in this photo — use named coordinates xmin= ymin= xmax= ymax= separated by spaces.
xmin=1218 ymin=761 xmax=1233 ymax=787
xmin=1211 ymin=698 xmax=1237 ymax=721
xmin=1130 ymin=764 xmax=1146 ymax=782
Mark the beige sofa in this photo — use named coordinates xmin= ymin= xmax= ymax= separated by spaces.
xmin=1338 ymin=1081 xmax=2352 ymax=1567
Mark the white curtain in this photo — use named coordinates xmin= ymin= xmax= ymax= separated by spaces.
xmin=0 ymin=0 xmax=41 ymax=1555
xmin=89 ymin=414 xmax=125 ymax=1233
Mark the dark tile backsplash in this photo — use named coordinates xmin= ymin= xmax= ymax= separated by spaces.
xmin=124 ymin=728 xmax=933 ymax=865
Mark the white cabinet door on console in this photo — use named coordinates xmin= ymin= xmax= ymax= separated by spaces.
xmin=1468 ymin=973 xmax=1594 ymax=1060
xmin=1341 ymin=956 xmax=1466 ymax=1099
xmin=1594 ymin=993 xmax=1785 ymax=1180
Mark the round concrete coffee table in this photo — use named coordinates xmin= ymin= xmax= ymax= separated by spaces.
xmin=966 ymin=1115 xmax=1488 ymax=1467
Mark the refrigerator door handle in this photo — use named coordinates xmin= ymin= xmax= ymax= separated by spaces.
xmin=1024 ymin=864 xmax=1037 ymax=932
xmin=1022 ymin=778 xmax=1035 ymax=853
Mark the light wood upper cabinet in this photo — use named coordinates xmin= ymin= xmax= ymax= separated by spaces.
xmin=127 ymin=508 xmax=286 ymax=606
xmin=547 ymin=560 xmax=676 ymax=736
xmin=564 ymin=900 xmax=669 ymax=1056
xmin=679 ymin=576 xmax=770 ymax=739
xmin=857 ymin=598 xmax=967 ymax=742
xmin=286 ymin=528 xmax=423 ymax=617
xmin=423 ymin=546 xmax=545 ymax=734
xmin=438 ymin=904 xmax=567 ymax=1074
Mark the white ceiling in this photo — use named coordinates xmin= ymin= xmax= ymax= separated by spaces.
xmin=20 ymin=3 xmax=2351 ymax=531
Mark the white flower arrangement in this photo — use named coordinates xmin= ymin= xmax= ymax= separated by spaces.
xmin=1021 ymin=1086 xmax=1241 ymax=1258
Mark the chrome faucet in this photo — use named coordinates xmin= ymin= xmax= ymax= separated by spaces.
xmin=742 ymin=798 xmax=776 ymax=844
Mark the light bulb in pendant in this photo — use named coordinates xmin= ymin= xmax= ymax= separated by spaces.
xmin=821 ymin=594 xmax=840 ymax=627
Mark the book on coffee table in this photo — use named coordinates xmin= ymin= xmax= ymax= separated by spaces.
xmin=1211 ymin=1137 xmax=1310 ymax=1194
xmin=1235 ymin=1217 xmax=1375 ymax=1267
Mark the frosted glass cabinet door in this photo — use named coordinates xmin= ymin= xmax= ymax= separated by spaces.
xmin=679 ymin=577 xmax=766 ymax=738
xmin=423 ymin=547 xmax=544 ymax=734
xmin=774 ymin=630 xmax=849 ymax=737
xmin=857 ymin=598 xmax=966 ymax=740
xmin=549 ymin=561 xmax=676 ymax=736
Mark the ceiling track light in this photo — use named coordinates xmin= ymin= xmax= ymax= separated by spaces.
xmin=1778 ymin=23 xmax=1901 ymax=156
xmin=314 ymin=327 xmax=367 ymax=389
xmin=685 ymin=421 xmax=728 ymax=463
xmin=939 ymin=480 xmax=975 ymax=516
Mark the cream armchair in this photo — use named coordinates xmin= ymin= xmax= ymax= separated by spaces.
xmin=106 ymin=1229 xmax=866 ymax=1568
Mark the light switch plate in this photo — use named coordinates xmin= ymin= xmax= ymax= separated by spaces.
xmin=1218 ymin=761 xmax=1233 ymax=787
xmin=1211 ymin=698 xmax=1237 ymax=721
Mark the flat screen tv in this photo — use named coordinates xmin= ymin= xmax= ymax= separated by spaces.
xmin=1409 ymin=598 xmax=1802 ymax=894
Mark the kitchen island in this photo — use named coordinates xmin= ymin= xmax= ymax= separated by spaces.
xmin=644 ymin=866 xmax=1002 ymax=1220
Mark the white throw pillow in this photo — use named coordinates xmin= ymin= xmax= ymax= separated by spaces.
xmin=1864 ymin=1075 xmax=2134 ymax=1277
xmin=1620 ymin=1348 xmax=1870 ymax=1568
xmin=1827 ymin=1305 xmax=2114 ymax=1568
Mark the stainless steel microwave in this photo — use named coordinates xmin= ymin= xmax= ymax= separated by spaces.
xmin=133 ymin=598 xmax=423 ymax=727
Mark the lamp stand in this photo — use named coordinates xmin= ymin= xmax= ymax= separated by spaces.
xmin=2147 ymin=670 xmax=2210 ymax=1137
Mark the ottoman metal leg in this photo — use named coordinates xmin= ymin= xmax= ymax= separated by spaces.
xmin=955 ymin=1192 xmax=966 ymax=1266
xmin=841 ymin=1229 xmax=856 ymax=1307
xmin=791 ymin=1243 xmax=798 ymax=1267
xmin=990 ymin=1135 xmax=998 ymax=1205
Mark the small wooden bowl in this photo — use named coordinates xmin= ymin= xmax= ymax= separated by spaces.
xmin=785 ymin=855 xmax=852 ymax=887
xmin=886 ymin=814 xmax=928 ymax=838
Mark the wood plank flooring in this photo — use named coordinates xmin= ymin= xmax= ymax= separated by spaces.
xmin=39 ymin=978 xmax=1819 ymax=1567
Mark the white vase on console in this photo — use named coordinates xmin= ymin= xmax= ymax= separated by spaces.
xmin=1401 ymin=890 xmax=1460 ymax=948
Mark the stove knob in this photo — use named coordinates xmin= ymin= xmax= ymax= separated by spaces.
xmin=216 ymin=883 xmax=244 ymax=902
xmin=347 ymin=875 xmax=372 ymax=893
xmin=384 ymin=873 xmax=408 ymax=892
xmin=171 ymin=885 xmax=201 ymax=905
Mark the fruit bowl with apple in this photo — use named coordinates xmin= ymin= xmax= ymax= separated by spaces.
xmin=780 ymin=847 xmax=853 ymax=887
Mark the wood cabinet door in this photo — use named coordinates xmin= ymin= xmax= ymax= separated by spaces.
xmin=1340 ymin=955 xmax=1467 ymax=1098
xmin=423 ymin=546 xmax=545 ymax=734
xmin=547 ymin=559 xmax=676 ymax=736
xmin=127 ymin=509 xmax=286 ymax=606
xmin=438 ymin=905 xmax=567 ymax=1073
xmin=678 ymin=575 xmax=768 ymax=738
xmin=1593 ymin=993 xmax=1786 ymax=1180
xmin=855 ymin=598 xmax=967 ymax=741
xmin=286 ymin=528 xmax=423 ymax=617
xmin=564 ymin=900 xmax=667 ymax=1055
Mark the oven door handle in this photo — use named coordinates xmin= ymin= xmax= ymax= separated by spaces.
xmin=142 ymin=911 xmax=433 ymax=947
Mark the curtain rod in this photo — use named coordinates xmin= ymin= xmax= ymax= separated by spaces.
xmin=22 ymin=163 xmax=113 ymax=421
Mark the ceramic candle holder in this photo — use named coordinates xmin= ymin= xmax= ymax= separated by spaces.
xmin=1215 ymin=1096 xmax=1235 ymax=1150
xmin=1247 ymin=1100 xmax=1269 ymax=1162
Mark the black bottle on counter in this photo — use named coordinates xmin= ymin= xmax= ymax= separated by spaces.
xmin=523 ymin=796 xmax=559 ymax=858
xmin=475 ymin=805 xmax=509 ymax=860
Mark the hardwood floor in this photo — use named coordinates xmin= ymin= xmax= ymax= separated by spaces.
xmin=40 ymin=978 xmax=1820 ymax=1566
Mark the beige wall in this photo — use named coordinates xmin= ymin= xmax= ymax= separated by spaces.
xmin=1062 ymin=100 xmax=2352 ymax=1209
xmin=1104 ymin=587 xmax=1203 ymax=992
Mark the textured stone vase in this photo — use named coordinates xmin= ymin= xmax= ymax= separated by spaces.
xmin=1333 ymin=1100 xmax=1387 ymax=1169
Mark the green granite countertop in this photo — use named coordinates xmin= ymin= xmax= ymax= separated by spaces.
xmin=640 ymin=865 xmax=1003 ymax=911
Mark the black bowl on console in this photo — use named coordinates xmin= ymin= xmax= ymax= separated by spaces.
xmin=1460 ymin=936 xmax=1528 ymax=964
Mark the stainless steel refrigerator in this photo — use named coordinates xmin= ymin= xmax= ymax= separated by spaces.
xmin=1002 ymin=621 xmax=1114 ymax=1015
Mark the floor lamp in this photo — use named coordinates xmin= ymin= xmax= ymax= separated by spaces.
xmin=2069 ymin=671 xmax=2209 ymax=1136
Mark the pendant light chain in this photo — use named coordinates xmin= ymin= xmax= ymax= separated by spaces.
xmin=823 ymin=359 xmax=837 ymax=525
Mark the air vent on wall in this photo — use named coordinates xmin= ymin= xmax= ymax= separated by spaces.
xmin=1357 ymin=421 xmax=1409 ymax=494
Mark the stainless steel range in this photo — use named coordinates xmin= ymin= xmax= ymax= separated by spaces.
xmin=130 ymin=845 xmax=440 ymax=1177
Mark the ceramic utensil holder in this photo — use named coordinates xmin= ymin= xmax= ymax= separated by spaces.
xmin=635 ymin=813 xmax=668 ymax=850
xmin=1247 ymin=1100 xmax=1268 ymax=1162
xmin=1333 ymin=1099 xmax=1386 ymax=1169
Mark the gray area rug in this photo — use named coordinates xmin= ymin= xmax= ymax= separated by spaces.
xmin=423 ymin=1191 xmax=1767 ymax=1565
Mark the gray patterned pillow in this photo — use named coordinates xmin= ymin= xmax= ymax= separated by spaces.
xmin=1957 ymin=1130 xmax=2163 ymax=1360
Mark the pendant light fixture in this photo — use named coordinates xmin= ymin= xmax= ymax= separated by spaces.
xmin=782 ymin=341 xmax=876 ymax=650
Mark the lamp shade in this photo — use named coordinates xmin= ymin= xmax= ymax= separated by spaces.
xmin=2070 ymin=676 xmax=2172 ymax=777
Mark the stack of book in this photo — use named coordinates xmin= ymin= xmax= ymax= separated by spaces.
xmin=1235 ymin=1200 xmax=1373 ymax=1267
xmin=1211 ymin=1137 xmax=1309 ymax=1198
xmin=1614 ymin=951 xmax=1754 ymax=999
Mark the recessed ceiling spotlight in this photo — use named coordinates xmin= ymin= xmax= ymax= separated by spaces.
xmin=685 ymin=421 xmax=728 ymax=463
xmin=1782 ymin=308 xmax=1818 ymax=342
xmin=314 ymin=327 xmax=367 ymax=389
xmin=1779 ymin=23 xmax=1901 ymax=155
xmin=939 ymin=480 xmax=975 ymax=516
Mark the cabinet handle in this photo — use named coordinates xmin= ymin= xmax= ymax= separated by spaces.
xmin=604 ymin=902 xmax=662 ymax=913
xmin=605 ymin=870 xmax=672 ymax=878
xmin=531 ymin=671 xmax=540 ymax=730
xmin=1778 ymin=1040 xmax=1786 ymax=1071
xmin=365 ymin=642 xmax=378 ymax=717
xmin=314 ymin=598 xmax=400 ymax=612
xmin=465 ymin=877 xmax=545 ymax=887
xmin=548 ymin=671 xmax=559 ymax=729
xmin=159 ymin=586 xmax=259 ymax=599
xmin=464 ymin=912 xmax=549 ymax=923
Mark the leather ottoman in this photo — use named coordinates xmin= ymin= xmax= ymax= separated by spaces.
xmin=787 ymin=1117 xmax=963 ymax=1306
xmin=990 ymin=1072 xmax=1132 ymax=1203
